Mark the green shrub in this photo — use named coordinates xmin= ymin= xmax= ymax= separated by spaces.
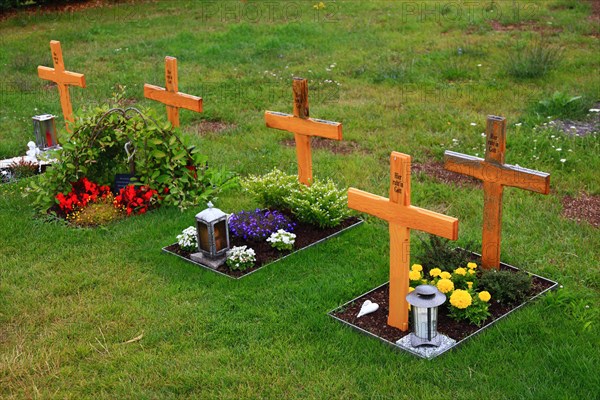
xmin=240 ymin=168 xmax=299 ymax=209
xmin=241 ymin=168 xmax=350 ymax=228
xmin=505 ymin=40 xmax=562 ymax=79
xmin=7 ymin=159 xmax=38 ymax=180
xmin=416 ymin=235 xmax=475 ymax=273
xmin=479 ymin=269 xmax=532 ymax=305
xmin=533 ymin=91 xmax=591 ymax=120
xmin=285 ymin=179 xmax=349 ymax=228
xmin=27 ymin=106 xmax=236 ymax=214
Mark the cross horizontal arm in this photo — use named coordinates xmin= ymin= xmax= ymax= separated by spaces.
xmin=444 ymin=151 xmax=550 ymax=194
xmin=348 ymin=188 xmax=458 ymax=240
xmin=265 ymin=111 xmax=342 ymax=140
xmin=144 ymin=84 xmax=203 ymax=112
xmin=37 ymin=66 xmax=86 ymax=87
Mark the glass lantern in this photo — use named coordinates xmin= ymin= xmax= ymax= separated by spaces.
xmin=406 ymin=285 xmax=446 ymax=347
xmin=190 ymin=202 xmax=230 ymax=269
xmin=32 ymin=114 xmax=58 ymax=149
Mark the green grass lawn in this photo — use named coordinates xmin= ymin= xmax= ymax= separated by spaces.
xmin=1 ymin=1 xmax=599 ymax=398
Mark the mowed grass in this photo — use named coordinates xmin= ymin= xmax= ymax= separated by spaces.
xmin=1 ymin=1 xmax=599 ymax=398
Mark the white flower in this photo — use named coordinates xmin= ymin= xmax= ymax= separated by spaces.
xmin=589 ymin=109 xmax=600 ymax=112
xmin=515 ymin=123 xmax=522 ymax=127
xmin=560 ymin=159 xmax=566 ymax=163
xmin=481 ymin=132 xmax=486 ymax=137
xmin=177 ymin=226 xmax=198 ymax=251
xmin=477 ymin=64 xmax=482 ymax=67
xmin=470 ymin=122 xmax=477 ymax=126
xmin=556 ymin=148 xmax=562 ymax=151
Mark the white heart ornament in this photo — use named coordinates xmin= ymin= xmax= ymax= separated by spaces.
xmin=357 ymin=300 xmax=379 ymax=318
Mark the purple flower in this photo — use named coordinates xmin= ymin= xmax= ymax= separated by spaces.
xmin=229 ymin=209 xmax=295 ymax=242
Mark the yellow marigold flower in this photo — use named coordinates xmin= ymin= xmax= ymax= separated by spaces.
xmin=478 ymin=291 xmax=491 ymax=302
xmin=437 ymin=278 xmax=454 ymax=294
xmin=409 ymin=270 xmax=421 ymax=281
xmin=450 ymin=289 xmax=472 ymax=309
xmin=440 ymin=271 xmax=452 ymax=280
xmin=411 ymin=264 xmax=423 ymax=272
xmin=467 ymin=281 xmax=473 ymax=289
xmin=408 ymin=287 xmax=415 ymax=293
xmin=429 ymin=268 xmax=441 ymax=278
xmin=455 ymin=267 xmax=467 ymax=276
xmin=467 ymin=262 xmax=477 ymax=269
xmin=468 ymin=269 xmax=476 ymax=275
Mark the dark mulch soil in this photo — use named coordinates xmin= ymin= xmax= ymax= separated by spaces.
xmin=165 ymin=215 xmax=361 ymax=278
xmin=562 ymin=193 xmax=600 ymax=228
xmin=280 ymin=137 xmax=364 ymax=155
xmin=332 ymin=263 xmax=556 ymax=343
xmin=187 ymin=120 xmax=237 ymax=136
xmin=413 ymin=160 xmax=481 ymax=188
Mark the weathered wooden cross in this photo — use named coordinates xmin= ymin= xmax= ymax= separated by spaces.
xmin=444 ymin=115 xmax=550 ymax=270
xmin=37 ymin=40 xmax=86 ymax=131
xmin=348 ymin=152 xmax=459 ymax=331
xmin=265 ymin=78 xmax=342 ymax=186
xmin=144 ymin=56 xmax=203 ymax=127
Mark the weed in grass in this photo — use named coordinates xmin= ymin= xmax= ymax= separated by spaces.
xmin=532 ymin=91 xmax=593 ymax=121
xmin=505 ymin=40 xmax=562 ymax=79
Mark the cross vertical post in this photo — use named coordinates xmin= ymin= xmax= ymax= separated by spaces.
xmin=144 ymin=56 xmax=203 ymax=128
xmin=265 ymin=77 xmax=342 ymax=186
xmin=444 ymin=115 xmax=551 ymax=269
xmin=37 ymin=40 xmax=86 ymax=132
xmin=348 ymin=152 xmax=459 ymax=331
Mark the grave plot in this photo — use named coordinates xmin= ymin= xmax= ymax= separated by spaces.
xmin=27 ymin=41 xmax=234 ymax=227
xmin=330 ymin=118 xmax=557 ymax=359
xmin=164 ymin=78 xmax=362 ymax=278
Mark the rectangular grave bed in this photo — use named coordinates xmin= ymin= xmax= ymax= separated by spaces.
xmin=329 ymin=251 xmax=558 ymax=359
xmin=163 ymin=216 xmax=363 ymax=279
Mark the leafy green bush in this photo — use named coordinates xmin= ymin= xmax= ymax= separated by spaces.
xmin=285 ymin=179 xmax=349 ymax=228
xmin=7 ymin=159 xmax=38 ymax=180
xmin=534 ymin=91 xmax=591 ymax=120
xmin=27 ymin=106 xmax=236 ymax=213
xmin=505 ymin=40 xmax=562 ymax=79
xmin=479 ymin=269 xmax=532 ymax=305
xmin=241 ymin=168 xmax=299 ymax=209
xmin=241 ymin=168 xmax=349 ymax=228
xmin=416 ymin=235 xmax=475 ymax=273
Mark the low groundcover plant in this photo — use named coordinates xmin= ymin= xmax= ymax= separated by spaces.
xmin=226 ymin=246 xmax=256 ymax=271
xmin=266 ymin=229 xmax=296 ymax=251
xmin=177 ymin=226 xmax=198 ymax=252
xmin=229 ymin=209 xmax=295 ymax=241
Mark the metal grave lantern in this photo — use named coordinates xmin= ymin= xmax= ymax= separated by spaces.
xmin=190 ymin=202 xmax=230 ymax=269
xmin=32 ymin=114 xmax=58 ymax=149
xmin=406 ymin=285 xmax=446 ymax=347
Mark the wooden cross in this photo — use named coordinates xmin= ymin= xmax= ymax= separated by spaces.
xmin=265 ymin=78 xmax=342 ymax=186
xmin=444 ymin=115 xmax=550 ymax=270
xmin=144 ymin=56 xmax=203 ymax=127
xmin=348 ymin=152 xmax=459 ymax=331
xmin=37 ymin=40 xmax=86 ymax=131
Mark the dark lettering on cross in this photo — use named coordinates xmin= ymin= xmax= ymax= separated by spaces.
xmin=444 ymin=115 xmax=550 ymax=269
xmin=38 ymin=40 xmax=86 ymax=131
xmin=348 ymin=152 xmax=458 ymax=331
xmin=265 ymin=78 xmax=342 ymax=186
xmin=144 ymin=56 xmax=203 ymax=128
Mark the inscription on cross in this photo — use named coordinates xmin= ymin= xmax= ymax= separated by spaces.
xmin=348 ymin=152 xmax=459 ymax=331
xmin=144 ymin=57 xmax=203 ymax=127
xmin=37 ymin=40 xmax=86 ymax=131
xmin=265 ymin=78 xmax=342 ymax=186
xmin=444 ymin=116 xmax=550 ymax=270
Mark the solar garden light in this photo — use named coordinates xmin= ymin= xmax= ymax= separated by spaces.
xmin=190 ymin=202 xmax=230 ymax=269
xmin=406 ymin=285 xmax=446 ymax=347
xmin=32 ymin=114 xmax=58 ymax=149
